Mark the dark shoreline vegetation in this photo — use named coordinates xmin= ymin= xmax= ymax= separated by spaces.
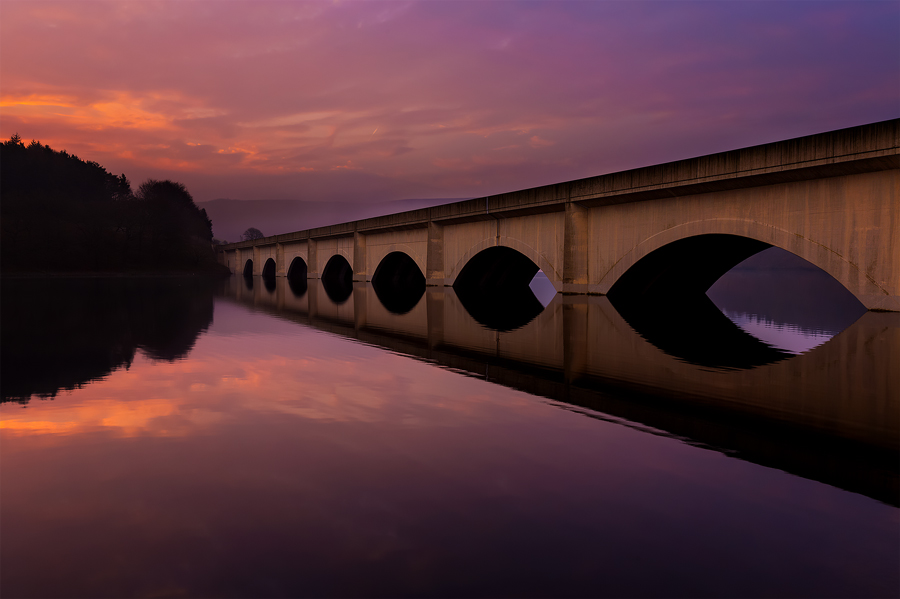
xmin=1 ymin=135 xmax=228 ymax=275
xmin=1 ymin=277 xmax=216 ymax=404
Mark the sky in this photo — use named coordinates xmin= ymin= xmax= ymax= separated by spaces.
xmin=1 ymin=1 xmax=897 ymax=208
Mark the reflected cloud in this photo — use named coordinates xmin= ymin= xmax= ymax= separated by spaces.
xmin=0 ymin=314 xmax=528 ymax=441
xmin=1 ymin=394 xmax=182 ymax=438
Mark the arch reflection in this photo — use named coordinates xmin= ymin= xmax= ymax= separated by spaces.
xmin=321 ymin=255 xmax=353 ymax=304
xmin=453 ymin=246 xmax=544 ymax=331
xmin=287 ymin=257 xmax=308 ymax=297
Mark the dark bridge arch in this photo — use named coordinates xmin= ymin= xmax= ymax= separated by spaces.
xmin=607 ymin=234 xmax=770 ymax=304
xmin=453 ymin=246 xmax=545 ymax=331
xmin=606 ymin=234 xmax=865 ymax=369
xmin=262 ymin=258 xmax=276 ymax=279
xmin=454 ymin=246 xmax=541 ymax=297
xmin=287 ymin=257 xmax=308 ymax=296
xmin=261 ymin=258 xmax=277 ymax=291
xmin=288 ymin=257 xmax=307 ymax=279
xmin=597 ymin=219 xmax=882 ymax=309
xmin=372 ymin=252 xmax=426 ymax=314
xmin=322 ymin=255 xmax=353 ymax=304
xmin=243 ymin=259 xmax=253 ymax=277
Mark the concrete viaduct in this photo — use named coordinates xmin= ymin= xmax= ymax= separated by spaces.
xmin=219 ymin=119 xmax=900 ymax=311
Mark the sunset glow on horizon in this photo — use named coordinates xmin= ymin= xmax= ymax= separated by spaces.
xmin=1 ymin=1 xmax=897 ymax=208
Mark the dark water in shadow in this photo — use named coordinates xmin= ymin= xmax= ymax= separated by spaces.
xmin=1 ymin=277 xmax=215 ymax=403
xmin=611 ymin=292 xmax=795 ymax=369
xmin=1 ymin=272 xmax=896 ymax=598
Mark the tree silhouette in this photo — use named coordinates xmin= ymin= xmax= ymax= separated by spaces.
xmin=1 ymin=134 xmax=224 ymax=273
xmin=242 ymin=227 xmax=265 ymax=241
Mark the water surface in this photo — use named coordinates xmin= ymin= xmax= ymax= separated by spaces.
xmin=1 ymin=273 xmax=897 ymax=598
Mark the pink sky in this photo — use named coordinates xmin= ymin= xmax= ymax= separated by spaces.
xmin=1 ymin=1 xmax=897 ymax=206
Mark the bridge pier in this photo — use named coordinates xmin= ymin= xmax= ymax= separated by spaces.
xmin=276 ymin=243 xmax=285 ymax=276
xmin=426 ymin=221 xmax=445 ymax=286
xmin=307 ymin=239 xmax=318 ymax=279
xmin=353 ymin=231 xmax=367 ymax=282
xmin=252 ymin=246 xmax=261 ymax=277
xmin=563 ymin=202 xmax=589 ymax=294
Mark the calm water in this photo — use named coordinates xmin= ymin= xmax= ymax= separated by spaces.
xmin=2 ymin=257 xmax=898 ymax=598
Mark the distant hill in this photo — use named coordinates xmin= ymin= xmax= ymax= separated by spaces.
xmin=198 ymin=198 xmax=467 ymax=243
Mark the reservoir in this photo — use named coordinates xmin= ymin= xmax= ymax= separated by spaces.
xmin=1 ymin=255 xmax=897 ymax=597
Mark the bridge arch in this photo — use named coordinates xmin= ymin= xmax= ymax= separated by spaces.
xmin=448 ymin=236 xmax=563 ymax=291
xmin=287 ymin=257 xmax=307 ymax=280
xmin=315 ymin=244 xmax=353 ymax=280
xmin=452 ymin=245 xmax=547 ymax=331
xmin=372 ymin=251 xmax=425 ymax=314
xmin=367 ymin=243 xmax=426 ymax=283
xmin=242 ymin=259 xmax=253 ymax=277
xmin=599 ymin=218 xmax=888 ymax=307
xmin=286 ymin=257 xmax=308 ymax=296
xmin=322 ymin=254 xmax=353 ymax=304
xmin=262 ymin=258 xmax=276 ymax=280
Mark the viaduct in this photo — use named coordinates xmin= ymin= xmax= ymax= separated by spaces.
xmin=219 ymin=119 xmax=899 ymax=311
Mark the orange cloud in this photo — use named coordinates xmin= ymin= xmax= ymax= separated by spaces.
xmin=0 ymin=93 xmax=80 ymax=108
xmin=1 ymin=91 xmax=175 ymax=131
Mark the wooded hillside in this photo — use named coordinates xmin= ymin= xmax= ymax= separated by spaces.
xmin=1 ymin=135 xmax=225 ymax=274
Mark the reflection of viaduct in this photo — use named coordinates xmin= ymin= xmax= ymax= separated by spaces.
xmin=220 ymin=120 xmax=899 ymax=311
xmin=221 ymin=278 xmax=899 ymax=506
